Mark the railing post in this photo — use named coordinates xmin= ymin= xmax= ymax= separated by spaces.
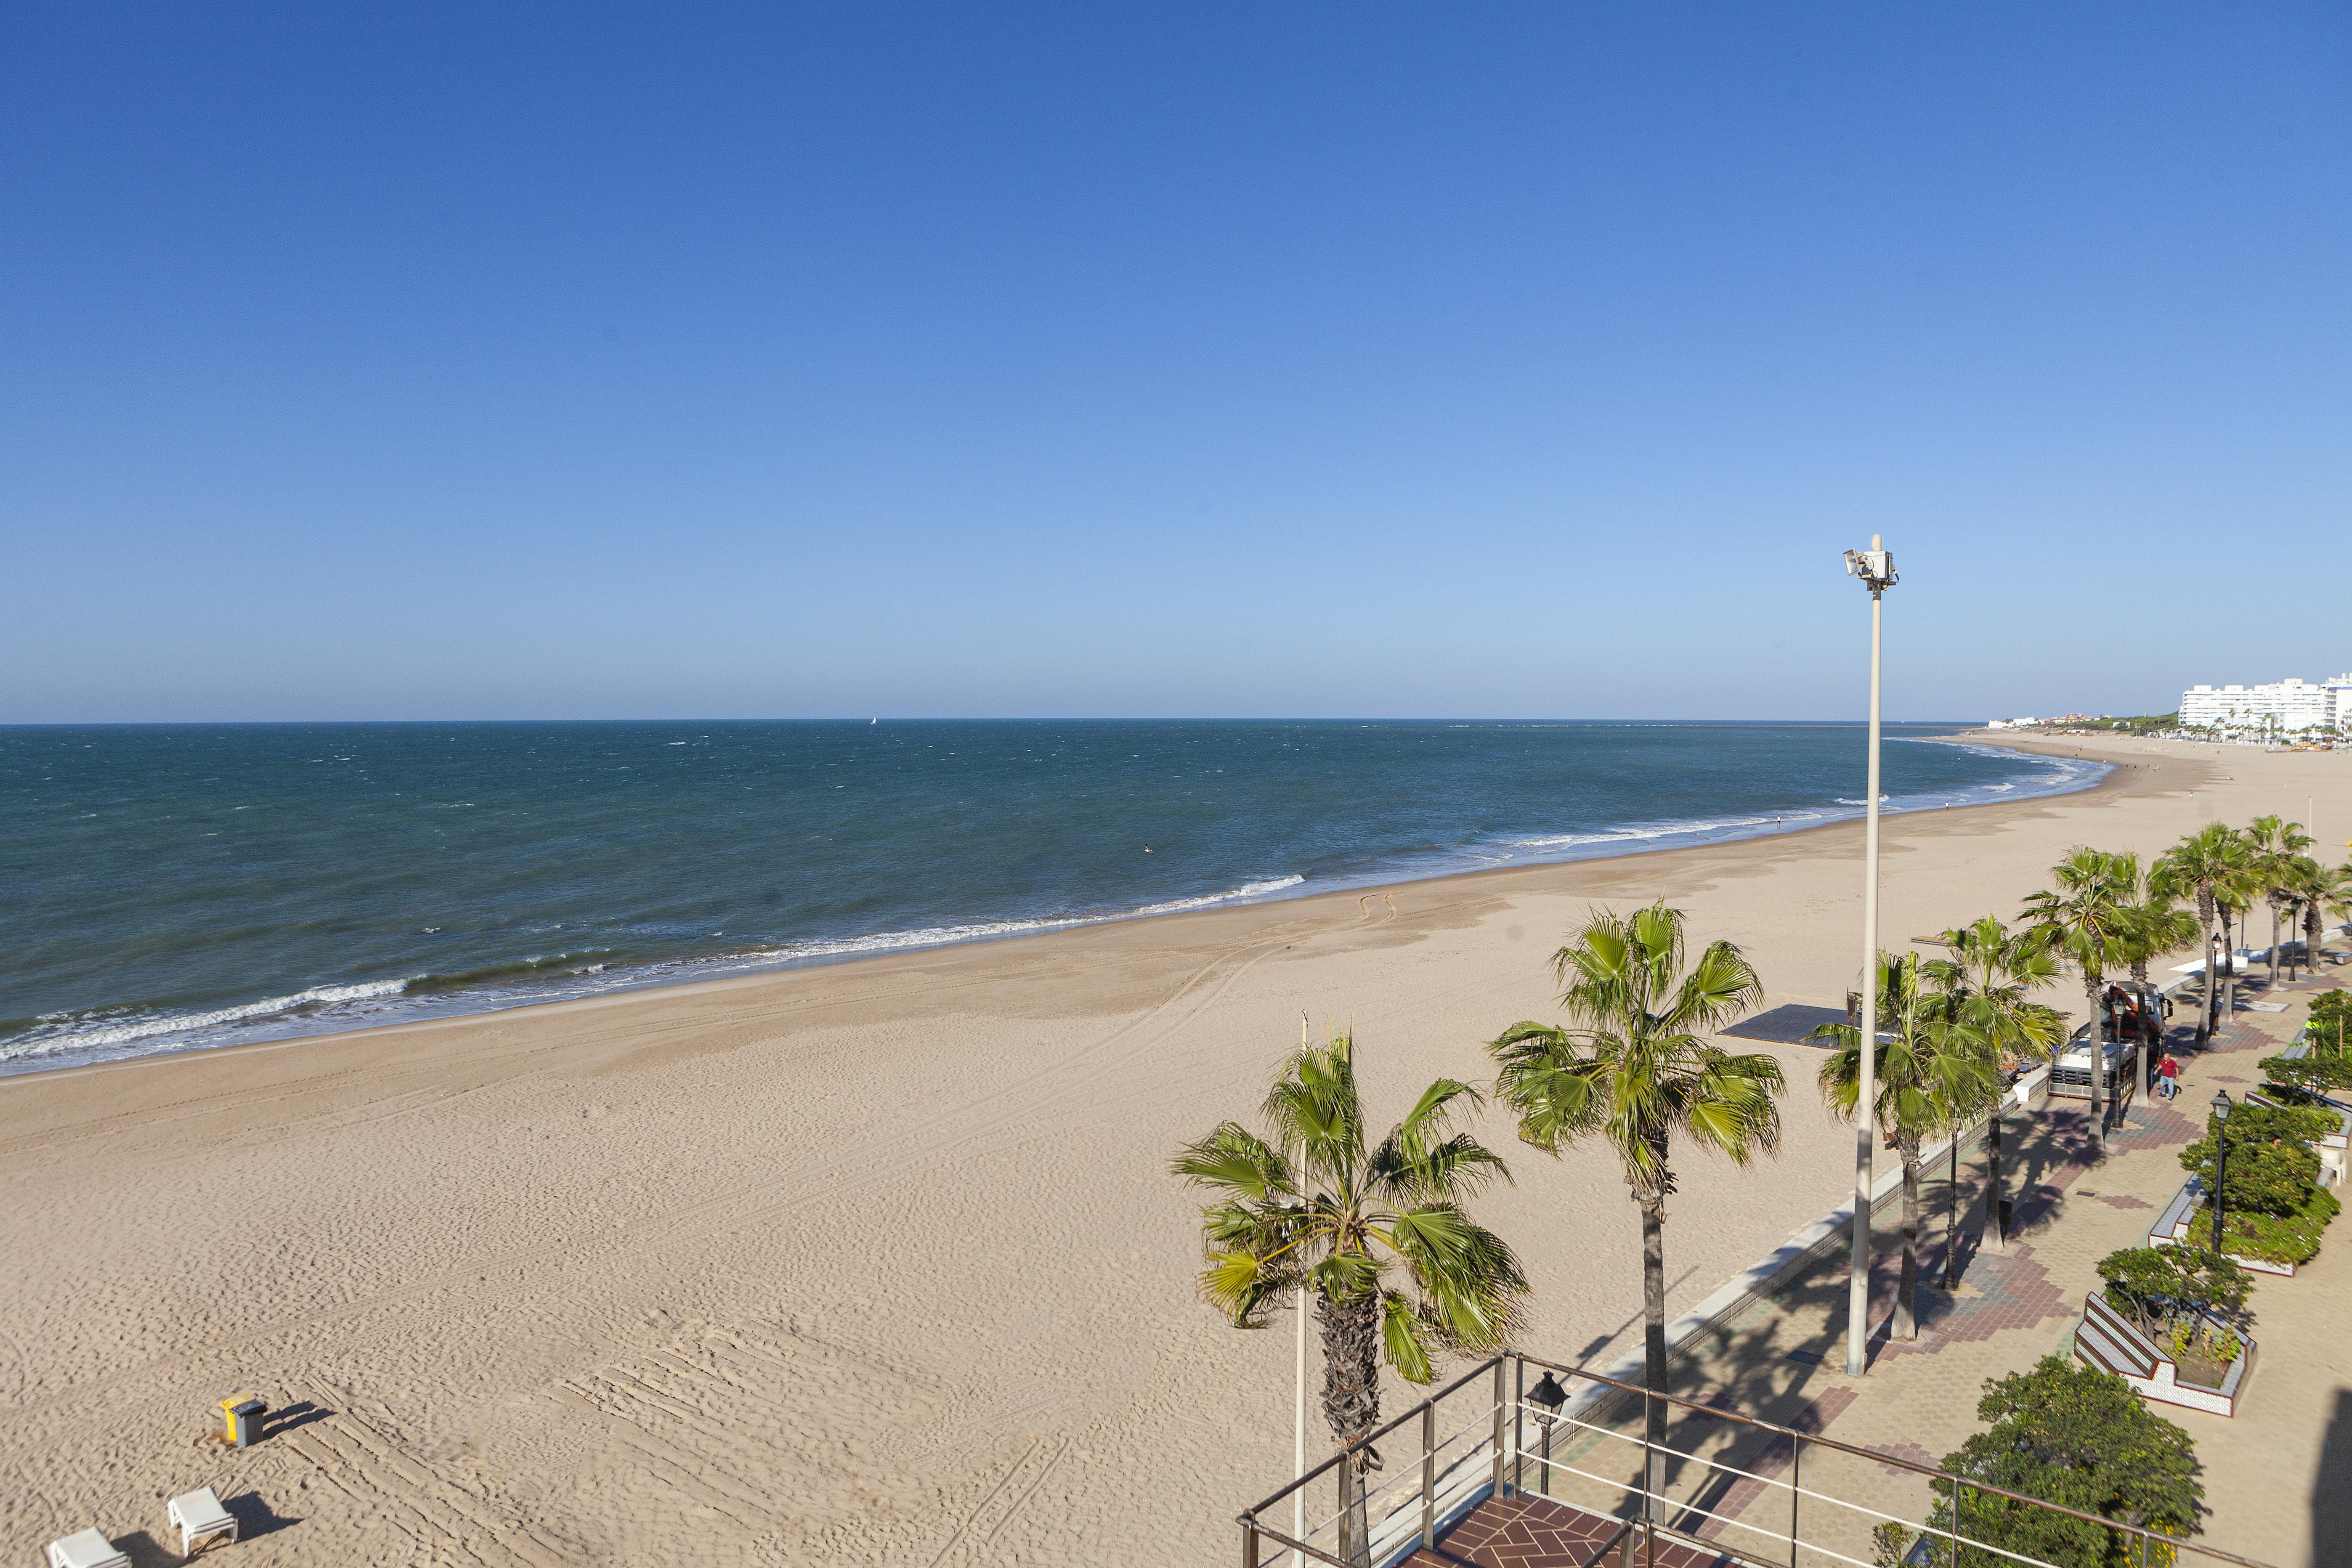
xmin=1513 ymin=1357 xmax=1526 ymax=1497
xmin=1788 ymin=1433 xmax=1801 ymax=1568
xmin=1242 ymin=1517 xmax=1260 ymax=1568
xmin=1642 ymin=1393 xmax=1656 ymax=1568
xmin=1421 ymin=1400 xmax=1436 ymax=1551
xmin=1490 ymin=1359 xmax=1508 ymax=1501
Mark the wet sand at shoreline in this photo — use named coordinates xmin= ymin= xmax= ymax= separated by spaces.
xmin=3 ymin=733 xmax=2344 ymax=1565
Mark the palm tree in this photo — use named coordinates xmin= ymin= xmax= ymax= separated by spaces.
xmin=1486 ymin=902 xmax=1781 ymax=1504
xmin=1173 ymin=1032 xmax=1527 ymax=1565
xmin=2217 ymin=848 xmax=2257 ymax=1023
xmin=1811 ymin=952 xmax=2000 ymax=1335
xmin=2104 ymin=852 xmax=2200 ymax=1087
xmin=1923 ymin=918 xmax=2064 ymax=1258
xmin=2300 ymin=859 xmax=2352 ymax=979
xmin=2022 ymin=849 xmax=2135 ymax=1142
xmin=2248 ymin=815 xmax=2315 ymax=986
xmin=2108 ymin=852 xmax=2201 ymax=990
xmin=2276 ymin=853 xmax=2322 ymax=982
xmin=2154 ymin=824 xmax=2254 ymax=1045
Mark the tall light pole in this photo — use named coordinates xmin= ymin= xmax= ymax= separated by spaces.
xmin=1295 ymin=1013 xmax=1310 ymax=1568
xmin=1842 ymin=536 xmax=1897 ymax=1376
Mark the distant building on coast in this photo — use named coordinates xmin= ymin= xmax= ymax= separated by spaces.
xmin=2179 ymin=674 xmax=2352 ymax=735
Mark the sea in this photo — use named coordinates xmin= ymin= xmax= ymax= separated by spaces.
xmin=0 ymin=721 xmax=2104 ymax=1075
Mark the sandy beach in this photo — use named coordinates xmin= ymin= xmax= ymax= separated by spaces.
xmin=4 ymin=732 xmax=2347 ymax=1566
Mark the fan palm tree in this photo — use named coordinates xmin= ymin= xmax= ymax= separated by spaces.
xmin=1173 ymin=1032 xmax=1527 ymax=1565
xmin=2248 ymin=815 xmax=2315 ymax=986
xmin=1812 ymin=952 xmax=2000 ymax=1335
xmin=2154 ymin=824 xmax=2255 ymax=1044
xmin=1486 ymin=902 xmax=1781 ymax=1504
xmin=2107 ymin=852 xmax=2201 ymax=989
xmin=2022 ymin=849 xmax=2135 ymax=1142
xmin=2217 ymin=853 xmax=2257 ymax=1022
xmin=2275 ymin=853 xmax=2323 ymax=982
xmin=2300 ymin=859 xmax=2352 ymax=979
xmin=2103 ymin=852 xmax=2200 ymax=1088
xmin=1923 ymin=918 xmax=2064 ymax=1258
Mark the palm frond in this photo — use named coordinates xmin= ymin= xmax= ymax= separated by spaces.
xmin=1379 ymin=1290 xmax=1436 ymax=1384
xmin=1170 ymin=1122 xmax=1293 ymax=1202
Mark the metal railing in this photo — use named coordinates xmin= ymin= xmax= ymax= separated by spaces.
xmin=1237 ymin=1351 xmax=2277 ymax=1568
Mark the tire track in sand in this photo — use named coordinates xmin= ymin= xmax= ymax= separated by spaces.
xmin=5 ymin=923 xmax=1308 ymax=1417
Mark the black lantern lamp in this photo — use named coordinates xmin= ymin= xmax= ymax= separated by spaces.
xmin=1526 ymin=1372 xmax=1567 ymax=1498
xmin=2209 ymin=1090 xmax=2235 ymax=1259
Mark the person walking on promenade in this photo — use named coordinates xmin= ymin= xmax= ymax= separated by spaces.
xmin=2158 ymin=1051 xmax=2181 ymax=1100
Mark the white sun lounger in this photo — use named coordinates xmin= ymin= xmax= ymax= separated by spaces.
xmin=169 ymin=1486 xmax=239 ymax=1554
xmin=45 ymin=1530 xmax=129 ymax=1568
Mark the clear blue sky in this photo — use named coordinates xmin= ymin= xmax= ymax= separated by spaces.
xmin=5 ymin=5 xmax=2347 ymax=722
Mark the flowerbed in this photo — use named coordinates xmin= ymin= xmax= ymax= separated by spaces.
xmin=2176 ymin=1184 xmax=2340 ymax=1268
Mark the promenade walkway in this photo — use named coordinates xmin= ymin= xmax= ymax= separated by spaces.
xmin=1647 ymin=973 xmax=2349 ymax=1568
xmin=1397 ymin=970 xmax=2349 ymax=1568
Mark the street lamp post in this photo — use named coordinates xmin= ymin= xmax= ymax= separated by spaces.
xmin=2210 ymin=1090 xmax=2235 ymax=1259
xmin=1526 ymin=1372 xmax=1566 ymax=1499
xmin=1842 ymin=537 xmax=1897 ymax=1377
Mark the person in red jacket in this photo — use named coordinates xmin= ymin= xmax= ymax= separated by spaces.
xmin=2157 ymin=1052 xmax=2181 ymax=1100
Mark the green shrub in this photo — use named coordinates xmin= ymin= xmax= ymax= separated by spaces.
xmin=1927 ymin=1356 xmax=2200 ymax=1568
xmin=2095 ymin=1247 xmax=2251 ymax=1336
xmin=2306 ymin=989 xmax=2352 ymax=1056
xmin=2177 ymin=1183 xmax=2341 ymax=1267
xmin=2258 ymin=1053 xmax=2352 ymax=1100
xmin=2179 ymin=1103 xmax=2334 ymax=1215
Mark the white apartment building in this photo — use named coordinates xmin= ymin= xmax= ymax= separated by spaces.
xmin=2179 ymin=674 xmax=2352 ymax=733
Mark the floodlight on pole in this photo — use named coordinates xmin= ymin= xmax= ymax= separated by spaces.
xmin=1842 ymin=535 xmax=1896 ymax=1378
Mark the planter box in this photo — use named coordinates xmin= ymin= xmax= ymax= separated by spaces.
xmin=2146 ymin=1178 xmax=2298 ymax=1276
xmin=2073 ymin=1292 xmax=2256 ymax=1417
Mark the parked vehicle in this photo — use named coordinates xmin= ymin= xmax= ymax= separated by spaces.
xmin=2051 ymin=1024 xmax=2138 ymax=1110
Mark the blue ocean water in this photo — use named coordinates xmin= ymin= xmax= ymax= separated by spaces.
xmin=0 ymin=721 xmax=2100 ymax=1074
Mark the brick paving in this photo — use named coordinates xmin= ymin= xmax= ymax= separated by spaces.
xmin=1392 ymin=975 xmax=2350 ymax=1568
xmin=1396 ymin=1493 xmax=1736 ymax=1568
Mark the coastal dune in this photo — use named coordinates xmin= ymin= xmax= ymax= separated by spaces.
xmin=3 ymin=734 xmax=2344 ymax=1565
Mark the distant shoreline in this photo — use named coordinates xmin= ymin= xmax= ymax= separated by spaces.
xmin=1 ymin=729 xmax=2114 ymax=1084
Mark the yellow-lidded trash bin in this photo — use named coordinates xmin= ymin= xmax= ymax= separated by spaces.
xmin=221 ymin=1396 xmax=267 ymax=1448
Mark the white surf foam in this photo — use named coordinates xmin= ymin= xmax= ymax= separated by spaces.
xmin=3 ymin=978 xmax=413 ymax=1062
xmin=0 ymin=875 xmax=1318 ymax=1069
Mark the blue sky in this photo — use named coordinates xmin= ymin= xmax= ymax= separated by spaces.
xmin=5 ymin=5 xmax=2347 ymax=722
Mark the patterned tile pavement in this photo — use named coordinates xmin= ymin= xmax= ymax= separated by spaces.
xmin=1396 ymin=1493 xmax=1734 ymax=1568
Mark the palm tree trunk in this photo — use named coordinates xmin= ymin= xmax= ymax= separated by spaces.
xmin=1638 ymin=1192 xmax=1669 ymax=1508
xmin=1941 ymin=1126 xmax=1961 ymax=1288
xmin=2084 ymin=974 xmax=2105 ymax=1142
xmin=1318 ymin=1290 xmax=1382 ymax=1565
xmin=2270 ymin=902 xmax=2282 ymax=987
xmin=1894 ymin=1143 xmax=1920 ymax=1338
xmin=1985 ymin=1105 xmax=2005 ymax=1252
xmin=2197 ymin=921 xmax=2215 ymax=1045
xmin=2223 ymin=909 xmax=2239 ymax=1026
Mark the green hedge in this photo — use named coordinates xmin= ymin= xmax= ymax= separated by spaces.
xmin=2178 ymin=1184 xmax=2341 ymax=1266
